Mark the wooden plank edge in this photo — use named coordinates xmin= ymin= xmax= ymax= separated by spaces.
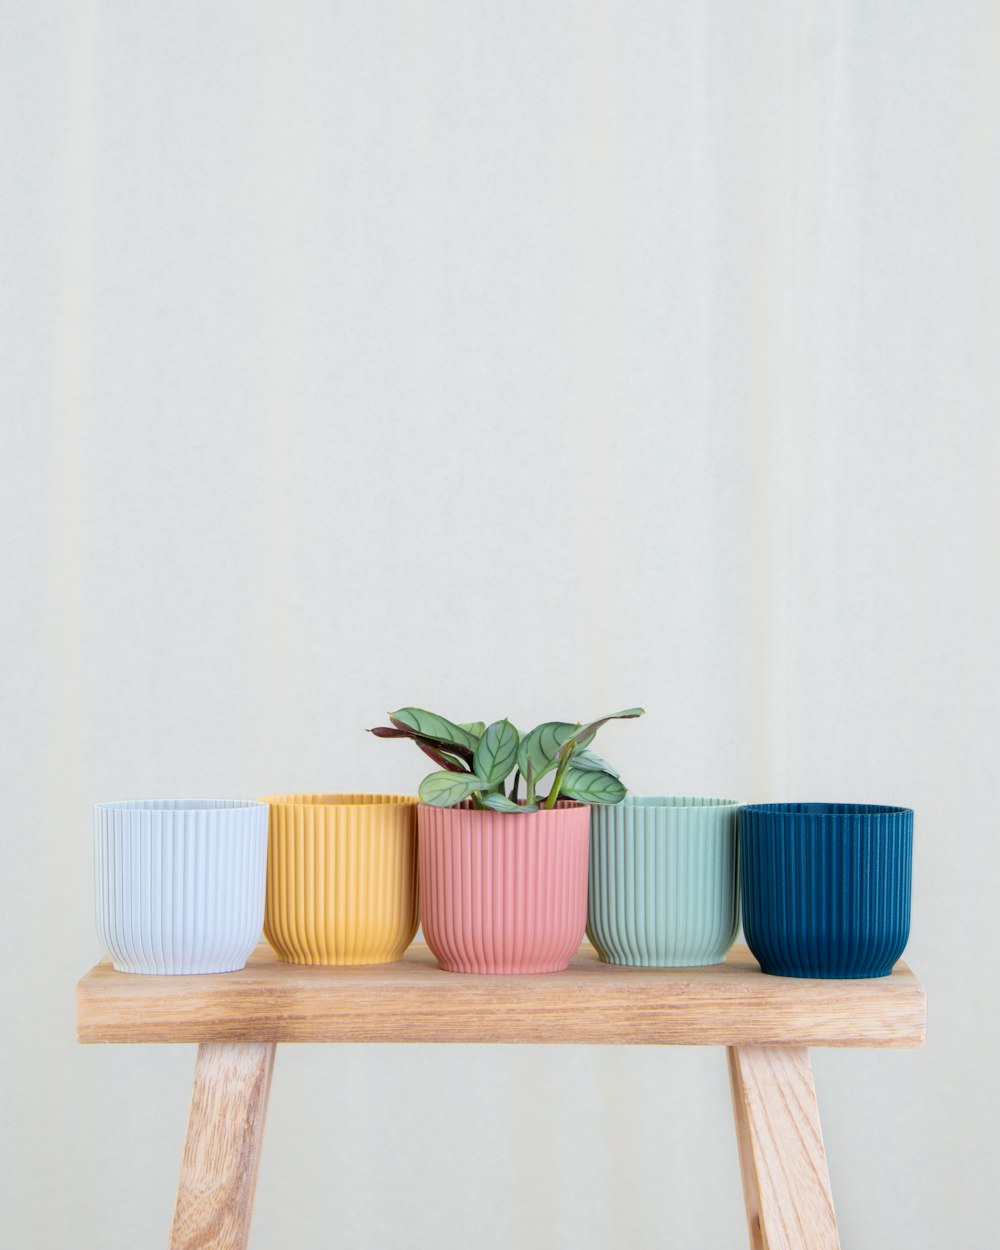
xmin=76 ymin=1007 xmax=926 ymax=1047
xmin=76 ymin=956 xmax=926 ymax=1048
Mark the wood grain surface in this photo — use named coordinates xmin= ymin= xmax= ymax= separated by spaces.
xmin=77 ymin=942 xmax=925 ymax=1047
xmin=728 ymin=1046 xmax=841 ymax=1250
xmin=169 ymin=1042 xmax=275 ymax=1250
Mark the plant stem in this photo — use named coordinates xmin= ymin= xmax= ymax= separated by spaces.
xmin=511 ymin=769 xmax=521 ymax=802
xmin=545 ymin=746 xmax=575 ymax=809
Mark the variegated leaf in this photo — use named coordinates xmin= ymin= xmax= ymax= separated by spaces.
xmin=389 ymin=708 xmax=480 ymax=753
xmin=418 ymin=771 xmax=484 ymax=807
xmin=480 ymin=792 xmax=538 ymax=814
xmin=559 ymin=767 xmax=627 ymax=805
xmin=569 ymin=748 xmax=620 ymax=778
xmin=473 ymin=719 xmax=520 ymax=787
xmin=517 ymin=721 xmax=579 ymax=781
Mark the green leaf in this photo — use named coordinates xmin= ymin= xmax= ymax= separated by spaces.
xmin=473 ymin=719 xmax=520 ymax=787
xmin=459 ymin=721 xmax=486 ymax=739
xmin=418 ymin=771 xmax=484 ymax=807
xmin=558 ymin=708 xmax=645 ymax=756
xmin=576 ymin=707 xmax=645 ymax=737
xmin=517 ymin=721 xmax=579 ymax=782
xmin=570 ymin=748 xmax=620 ymax=778
xmin=390 ymin=708 xmax=480 ymax=753
xmin=559 ymin=767 xmax=627 ymax=805
xmin=480 ymin=792 xmax=538 ymax=814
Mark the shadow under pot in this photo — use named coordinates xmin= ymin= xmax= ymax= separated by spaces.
xmin=587 ymin=796 xmax=740 ymax=967
xmin=93 ymin=799 xmax=268 ymax=974
xmin=738 ymin=802 xmax=913 ymax=979
xmin=262 ymin=794 xmax=419 ymax=965
xmin=418 ymin=800 xmax=590 ymax=974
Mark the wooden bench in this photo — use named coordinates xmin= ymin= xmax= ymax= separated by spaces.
xmin=76 ymin=942 xmax=926 ymax=1249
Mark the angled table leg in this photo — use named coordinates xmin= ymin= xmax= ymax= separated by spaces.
xmin=727 ymin=1046 xmax=840 ymax=1250
xmin=169 ymin=1042 xmax=276 ymax=1250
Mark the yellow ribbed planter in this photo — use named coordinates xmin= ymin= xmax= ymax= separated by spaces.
xmin=261 ymin=794 xmax=418 ymax=965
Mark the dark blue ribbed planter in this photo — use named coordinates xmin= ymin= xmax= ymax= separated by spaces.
xmin=739 ymin=803 xmax=912 ymax=979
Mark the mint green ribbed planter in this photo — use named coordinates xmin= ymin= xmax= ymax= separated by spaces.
xmin=587 ymin=796 xmax=740 ymax=967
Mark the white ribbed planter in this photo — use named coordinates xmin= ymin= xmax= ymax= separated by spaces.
xmin=94 ymin=799 xmax=268 ymax=974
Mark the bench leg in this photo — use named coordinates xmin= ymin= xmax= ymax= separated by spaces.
xmin=169 ymin=1042 xmax=276 ymax=1250
xmin=727 ymin=1046 xmax=840 ymax=1250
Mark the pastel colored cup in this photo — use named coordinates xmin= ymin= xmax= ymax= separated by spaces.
xmin=262 ymin=794 xmax=418 ymax=965
xmin=587 ymin=796 xmax=740 ymax=967
xmin=93 ymin=799 xmax=268 ymax=975
xmin=418 ymin=801 xmax=590 ymax=974
xmin=739 ymin=802 xmax=913 ymax=978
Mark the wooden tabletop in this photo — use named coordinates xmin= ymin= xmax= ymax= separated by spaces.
xmin=76 ymin=943 xmax=925 ymax=1048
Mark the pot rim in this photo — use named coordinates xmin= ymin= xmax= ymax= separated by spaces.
xmin=418 ymin=798 xmax=586 ymax=814
xmin=739 ymin=802 xmax=912 ymax=817
xmin=260 ymin=793 xmax=418 ymax=807
xmin=621 ymin=795 xmax=740 ymax=808
xmin=95 ymin=799 xmax=266 ymax=812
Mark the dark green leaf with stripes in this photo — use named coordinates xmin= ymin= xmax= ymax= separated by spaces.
xmin=558 ymin=767 xmax=627 ymax=805
xmin=570 ymin=748 xmax=620 ymax=778
xmin=558 ymin=708 xmax=645 ymax=756
xmin=389 ymin=708 xmax=480 ymax=753
xmin=473 ymin=719 xmax=520 ymax=787
xmin=418 ymin=771 xmax=484 ymax=807
xmin=480 ymin=792 xmax=538 ymax=814
xmin=517 ymin=721 xmax=579 ymax=782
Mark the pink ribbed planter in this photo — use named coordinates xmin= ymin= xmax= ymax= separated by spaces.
xmin=417 ymin=801 xmax=590 ymax=974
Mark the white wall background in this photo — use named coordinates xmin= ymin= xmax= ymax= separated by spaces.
xmin=3 ymin=1 xmax=998 ymax=1246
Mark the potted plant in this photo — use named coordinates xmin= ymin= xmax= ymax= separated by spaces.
xmin=588 ymin=796 xmax=740 ymax=967
xmin=369 ymin=707 xmax=644 ymax=973
xmin=260 ymin=794 xmax=419 ymax=965
xmin=93 ymin=799 xmax=268 ymax=974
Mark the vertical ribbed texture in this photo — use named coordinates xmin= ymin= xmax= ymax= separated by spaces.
xmin=93 ymin=799 xmax=268 ymax=975
xmin=417 ymin=801 xmax=590 ymax=974
xmin=739 ymin=802 xmax=913 ymax=978
xmin=262 ymin=794 xmax=418 ymax=965
xmin=587 ymin=796 xmax=740 ymax=967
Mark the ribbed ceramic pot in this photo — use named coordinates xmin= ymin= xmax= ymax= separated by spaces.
xmin=739 ymin=802 xmax=913 ymax=979
xmin=587 ymin=796 xmax=740 ymax=967
xmin=262 ymin=794 xmax=418 ymax=965
xmin=418 ymin=801 xmax=590 ymax=974
xmin=93 ymin=799 xmax=268 ymax=975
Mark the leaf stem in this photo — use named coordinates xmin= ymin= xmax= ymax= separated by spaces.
xmin=545 ymin=745 xmax=576 ymax=809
